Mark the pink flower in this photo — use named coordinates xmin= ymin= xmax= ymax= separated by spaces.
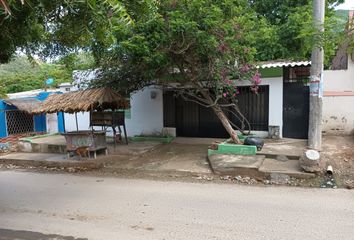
xmin=240 ymin=64 xmax=250 ymax=73
xmin=224 ymin=79 xmax=232 ymax=85
xmin=218 ymin=43 xmax=228 ymax=53
xmin=251 ymin=85 xmax=259 ymax=93
xmin=223 ymin=93 xmax=227 ymax=97
xmin=252 ymin=71 xmax=261 ymax=85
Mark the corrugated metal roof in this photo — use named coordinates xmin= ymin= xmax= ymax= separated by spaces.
xmin=259 ymin=61 xmax=311 ymax=69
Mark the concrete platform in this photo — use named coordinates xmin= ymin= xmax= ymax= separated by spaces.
xmin=18 ymin=135 xmax=67 ymax=154
xmin=0 ymin=152 xmax=104 ymax=169
xmin=18 ymin=134 xmax=161 ymax=156
xmin=105 ymin=143 xmax=212 ymax=175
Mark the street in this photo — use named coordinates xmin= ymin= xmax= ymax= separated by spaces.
xmin=0 ymin=171 xmax=353 ymax=240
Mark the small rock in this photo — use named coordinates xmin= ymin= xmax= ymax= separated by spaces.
xmin=270 ymin=173 xmax=290 ymax=185
xmin=220 ymin=175 xmax=232 ymax=181
xmin=263 ymin=180 xmax=270 ymax=185
xmin=234 ymin=176 xmax=242 ymax=181
xmin=345 ymin=180 xmax=354 ymax=189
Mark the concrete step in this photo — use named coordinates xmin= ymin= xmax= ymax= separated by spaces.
xmin=208 ymin=154 xmax=266 ymax=178
xmin=18 ymin=141 xmax=66 ymax=154
xmin=257 ymin=152 xmax=300 ymax=160
xmin=208 ymin=153 xmax=315 ymax=180
xmin=259 ymin=158 xmax=315 ymax=179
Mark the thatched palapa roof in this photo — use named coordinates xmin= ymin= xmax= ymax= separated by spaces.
xmin=33 ymin=88 xmax=129 ymax=114
xmin=4 ymin=98 xmax=42 ymax=114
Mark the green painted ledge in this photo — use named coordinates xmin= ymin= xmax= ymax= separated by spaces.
xmin=128 ymin=136 xmax=175 ymax=144
xmin=19 ymin=133 xmax=59 ymax=143
xmin=208 ymin=139 xmax=257 ymax=156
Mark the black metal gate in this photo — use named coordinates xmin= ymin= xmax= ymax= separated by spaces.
xmin=164 ymin=86 xmax=269 ymax=138
xmin=5 ymin=110 xmax=34 ymax=135
xmin=283 ymin=83 xmax=309 ymax=139
xmin=282 ymin=66 xmax=310 ymax=139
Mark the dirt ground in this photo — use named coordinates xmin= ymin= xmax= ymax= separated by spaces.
xmin=0 ymin=135 xmax=353 ymax=189
xmin=320 ymin=135 xmax=354 ymax=188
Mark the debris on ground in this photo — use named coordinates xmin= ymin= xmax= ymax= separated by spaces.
xmin=194 ymin=175 xmax=214 ymax=181
xmin=320 ymin=175 xmax=337 ymax=189
xmin=345 ymin=180 xmax=354 ymax=189
xmin=0 ymin=143 xmax=11 ymax=154
xmin=219 ymin=175 xmax=258 ymax=184
xmin=0 ymin=163 xmax=88 ymax=173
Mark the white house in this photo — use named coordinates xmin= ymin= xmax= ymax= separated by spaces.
xmin=323 ymin=54 xmax=354 ymax=135
xmin=62 ymin=61 xmax=313 ymax=139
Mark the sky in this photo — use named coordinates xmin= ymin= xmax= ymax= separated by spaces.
xmin=336 ymin=0 xmax=354 ymax=10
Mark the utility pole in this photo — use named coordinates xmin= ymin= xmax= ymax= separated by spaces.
xmin=308 ymin=0 xmax=325 ymax=150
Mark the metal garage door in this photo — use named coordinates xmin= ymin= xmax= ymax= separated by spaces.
xmin=163 ymin=86 xmax=269 ymax=138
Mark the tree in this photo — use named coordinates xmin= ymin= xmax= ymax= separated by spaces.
xmin=93 ymin=0 xmax=273 ymax=143
xmin=249 ymin=0 xmax=347 ymax=66
xmin=0 ymin=0 xmax=158 ymax=63
xmin=0 ymin=56 xmax=73 ymax=94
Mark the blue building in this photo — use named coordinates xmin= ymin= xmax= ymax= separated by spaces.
xmin=0 ymin=91 xmax=63 ymax=138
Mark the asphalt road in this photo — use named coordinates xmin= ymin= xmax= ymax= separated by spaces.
xmin=0 ymin=171 xmax=353 ymax=240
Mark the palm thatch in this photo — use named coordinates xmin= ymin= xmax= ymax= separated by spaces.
xmin=33 ymin=88 xmax=129 ymax=114
xmin=4 ymin=98 xmax=42 ymax=114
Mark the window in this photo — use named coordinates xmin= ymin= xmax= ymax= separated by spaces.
xmin=283 ymin=66 xmax=310 ymax=84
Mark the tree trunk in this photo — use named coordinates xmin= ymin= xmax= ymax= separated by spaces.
xmin=211 ymin=104 xmax=242 ymax=144
xmin=197 ymin=88 xmax=242 ymax=144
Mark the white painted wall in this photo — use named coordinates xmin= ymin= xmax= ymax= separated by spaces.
xmin=64 ymin=112 xmax=91 ymax=132
xmin=322 ymin=96 xmax=354 ymax=135
xmin=237 ymin=77 xmax=283 ymax=138
xmin=46 ymin=113 xmax=58 ymax=133
xmin=125 ymin=86 xmax=164 ymax=136
xmin=61 ymin=86 xmax=164 ymax=137
xmin=323 ymin=65 xmax=354 ymax=91
xmin=323 ymin=56 xmax=354 ymax=135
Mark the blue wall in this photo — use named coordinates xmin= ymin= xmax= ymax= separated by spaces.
xmin=0 ymin=91 xmax=56 ymax=138
xmin=57 ymin=112 xmax=65 ymax=133
xmin=0 ymin=100 xmax=8 ymax=138
xmin=0 ymin=100 xmax=17 ymax=138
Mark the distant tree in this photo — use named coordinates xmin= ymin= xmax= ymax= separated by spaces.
xmin=0 ymin=56 xmax=72 ymax=94
xmin=0 ymin=0 xmax=158 ymax=63
xmin=249 ymin=0 xmax=347 ymax=66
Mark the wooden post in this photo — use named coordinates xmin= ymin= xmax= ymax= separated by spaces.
xmin=75 ymin=112 xmax=79 ymax=131
xmin=308 ymin=0 xmax=325 ymax=150
xmin=62 ymin=112 xmax=66 ymax=133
